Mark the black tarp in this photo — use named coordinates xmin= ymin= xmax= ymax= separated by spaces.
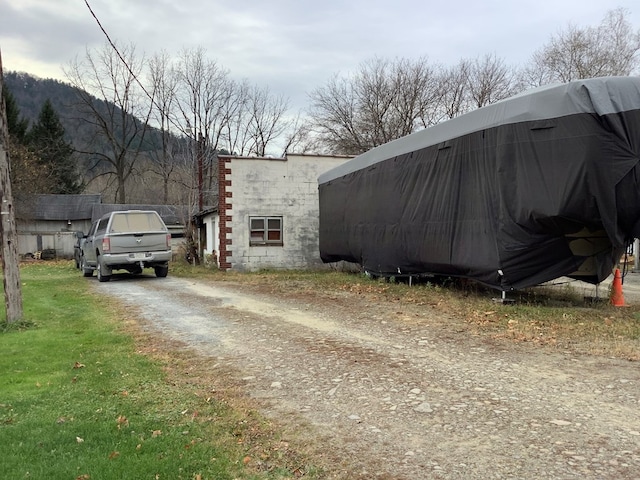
xmin=318 ymin=77 xmax=640 ymax=290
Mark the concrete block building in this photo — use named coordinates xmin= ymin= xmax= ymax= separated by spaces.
xmin=199 ymin=153 xmax=351 ymax=271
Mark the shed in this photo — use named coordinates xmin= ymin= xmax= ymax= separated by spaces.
xmin=206 ymin=153 xmax=352 ymax=271
xmin=16 ymin=194 xmax=101 ymax=258
xmin=16 ymin=195 xmax=191 ymax=259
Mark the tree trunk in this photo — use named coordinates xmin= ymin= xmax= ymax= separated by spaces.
xmin=0 ymin=50 xmax=23 ymax=323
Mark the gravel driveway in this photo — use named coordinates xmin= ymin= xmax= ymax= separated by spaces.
xmin=93 ymin=274 xmax=640 ymax=479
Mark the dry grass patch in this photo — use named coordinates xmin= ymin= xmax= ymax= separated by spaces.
xmin=172 ymin=266 xmax=640 ymax=360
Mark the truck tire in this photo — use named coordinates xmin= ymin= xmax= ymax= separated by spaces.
xmin=81 ymin=255 xmax=94 ymax=277
xmin=154 ymin=265 xmax=169 ymax=278
xmin=97 ymin=257 xmax=111 ymax=282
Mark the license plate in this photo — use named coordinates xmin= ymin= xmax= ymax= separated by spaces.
xmin=133 ymin=252 xmax=146 ymax=260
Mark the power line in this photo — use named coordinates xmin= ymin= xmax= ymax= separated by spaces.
xmin=83 ymin=0 xmax=185 ymax=134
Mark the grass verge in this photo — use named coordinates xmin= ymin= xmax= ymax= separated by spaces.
xmin=0 ymin=262 xmax=319 ymax=480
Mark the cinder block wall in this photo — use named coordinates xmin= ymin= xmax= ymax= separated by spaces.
xmin=218 ymin=154 xmax=350 ymax=271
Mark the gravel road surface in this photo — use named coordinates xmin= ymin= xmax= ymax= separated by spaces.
xmin=93 ymin=273 xmax=640 ymax=479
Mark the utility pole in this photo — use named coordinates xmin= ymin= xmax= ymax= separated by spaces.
xmin=0 ymin=50 xmax=23 ymax=323
xmin=197 ymin=132 xmax=204 ymax=212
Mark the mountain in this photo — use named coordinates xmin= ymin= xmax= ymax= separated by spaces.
xmin=3 ymin=71 xmax=166 ymax=154
xmin=5 ymin=71 xmax=81 ymax=139
xmin=3 ymin=71 xmax=187 ymax=204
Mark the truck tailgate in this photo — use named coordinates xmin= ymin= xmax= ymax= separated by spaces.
xmin=109 ymin=232 xmax=168 ymax=253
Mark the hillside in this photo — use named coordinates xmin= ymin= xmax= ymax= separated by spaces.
xmin=4 ymin=71 xmax=90 ymax=147
xmin=4 ymin=70 xmax=166 ymax=154
xmin=3 ymin=71 xmax=188 ymax=204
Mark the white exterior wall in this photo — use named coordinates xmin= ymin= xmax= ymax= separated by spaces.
xmin=16 ymin=219 xmax=91 ymax=258
xmin=221 ymin=154 xmax=350 ymax=272
xmin=201 ymin=212 xmax=219 ymax=263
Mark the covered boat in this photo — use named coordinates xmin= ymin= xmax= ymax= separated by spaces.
xmin=318 ymin=76 xmax=640 ymax=290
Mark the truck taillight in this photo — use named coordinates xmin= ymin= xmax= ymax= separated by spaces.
xmin=102 ymin=237 xmax=110 ymax=252
xmin=166 ymin=233 xmax=171 ymax=249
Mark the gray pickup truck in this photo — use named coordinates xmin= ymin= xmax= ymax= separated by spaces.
xmin=80 ymin=210 xmax=172 ymax=282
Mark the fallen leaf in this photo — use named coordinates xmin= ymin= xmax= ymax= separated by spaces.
xmin=75 ymin=475 xmax=90 ymax=480
xmin=108 ymin=451 xmax=120 ymax=460
xmin=73 ymin=362 xmax=85 ymax=369
xmin=243 ymin=456 xmax=251 ymax=465
xmin=152 ymin=429 xmax=162 ymax=437
xmin=116 ymin=415 xmax=129 ymax=429
xmin=76 ymin=436 xmax=84 ymax=443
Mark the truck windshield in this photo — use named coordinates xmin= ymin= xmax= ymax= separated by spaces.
xmin=109 ymin=212 xmax=166 ymax=233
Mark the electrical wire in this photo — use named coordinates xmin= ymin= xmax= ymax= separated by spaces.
xmin=83 ymin=0 xmax=185 ymax=135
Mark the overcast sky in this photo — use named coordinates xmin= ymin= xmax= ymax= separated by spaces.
xmin=1 ymin=0 xmax=639 ymax=112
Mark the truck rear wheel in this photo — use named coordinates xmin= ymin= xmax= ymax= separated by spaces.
xmin=154 ymin=265 xmax=169 ymax=278
xmin=97 ymin=257 xmax=112 ymax=282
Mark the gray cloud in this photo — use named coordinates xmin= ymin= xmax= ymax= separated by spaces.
xmin=1 ymin=0 xmax=638 ymax=108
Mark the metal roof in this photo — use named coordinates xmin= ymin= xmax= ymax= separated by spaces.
xmin=16 ymin=194 xmax=102 ymax=220
xmin=15 ymin=195 xmax=190 ymax=226
xmin=91 ymin=204 xmax=191 ymax=225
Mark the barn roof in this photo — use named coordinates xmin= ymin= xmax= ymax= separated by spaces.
xmin=91 ymin=204 xmax=190 ymax=225
xmin=15 ymin=195 xmax=190 ymax=226
xmin=16 ymin=194 xmax=102 ymax=220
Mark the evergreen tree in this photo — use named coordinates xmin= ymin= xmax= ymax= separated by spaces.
xmin=27 ymin=99 xmax=83 ymax=194
xmin=2 ymin=86 xmax=29 ymax=142
xmin=2 ymin=84 xmax=40 ymax=198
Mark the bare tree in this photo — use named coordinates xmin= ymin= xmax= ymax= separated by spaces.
xmin=309 ymin=57 xmax=441 ymax=154
xmin=280 ymin=113 xmax=320 ymax=155
xmin=308 ymin=74 xmax=362 ymax=154
xmin=355 ymin=57 xmax=398 ymax=147
xmin=465 ymin=53 xmax=518 ymax=108
xmin=173 ymin=47 xmax=237 ymax=208
xmin=220 ymin=81 xmax=299 ymax=157
xmin=223 ymin=79 xmax=254 ymax=156
xmin=65 ymin=42 xmax=152 ymax=203
xmin=146 ymin=50 xmax=179 ymax=203
xmin=393 ymin=57 xmax=441 ymax=130
xmin=436 ymin=59 xmax=471 ymax=121
xmin=522 ymin=8 xmax=640 ymax=87
xmin=244 ymin=85 xmax=290 ymax=156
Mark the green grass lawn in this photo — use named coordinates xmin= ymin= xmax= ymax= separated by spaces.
xmin=0 ymin=262 xmax=307 ymax=480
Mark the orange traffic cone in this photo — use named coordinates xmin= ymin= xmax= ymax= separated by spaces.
xmin=610 ymin=268 xmax=625 ymax=307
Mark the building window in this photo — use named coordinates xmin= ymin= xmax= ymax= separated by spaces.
xmin=250 ymin=216 xmax=283 ymax=246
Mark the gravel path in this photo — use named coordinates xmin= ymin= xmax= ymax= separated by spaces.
xmin=94 ymin=274 xmax=640 ymax=479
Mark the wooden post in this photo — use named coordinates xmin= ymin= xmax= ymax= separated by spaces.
xmin=0 ymin=50 xmax=23 ymax=323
